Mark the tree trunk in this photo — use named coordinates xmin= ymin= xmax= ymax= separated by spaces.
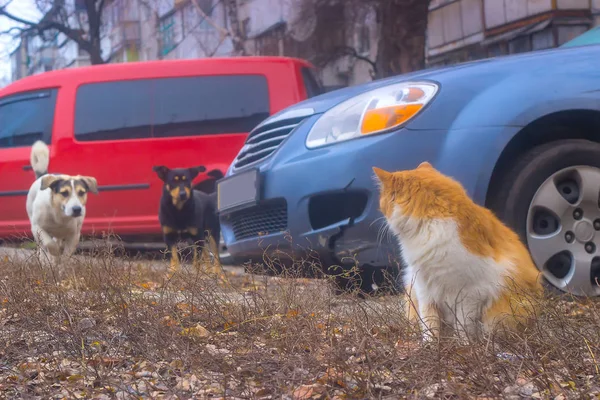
xmin=375 ymin=0 xmax=430 ymax=78
xmin=223 ymin=0 xmax=246 ymax=55
xmin=83 ymin=0 xmax=105 ymax=64
xmin=88 ymin=46 xmax=104 ymax=64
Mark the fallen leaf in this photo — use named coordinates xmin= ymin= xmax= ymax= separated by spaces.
xmin=88 ymin=357 xmax=123 ymax=368
xmin=181 ymin=324 xmax=210 ymax=338
xmin=161 ymin=316 xmax=178 ymax=327
xmin=67 ymin=374 xmax=84 ymax=382
xmin=292 ymin=384 xmax=325 ymax=399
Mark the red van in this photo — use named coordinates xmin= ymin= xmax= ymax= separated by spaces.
xmin=0 ymin=56 xmax=321 ymax=242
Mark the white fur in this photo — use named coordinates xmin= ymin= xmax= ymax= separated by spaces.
xmin=388 ymin=206 xmax=513 ymax=339
xmin=26 ymin=141 xmax=86 ymax=261
xmin=30 ymin=140 xmax=49 ymax=179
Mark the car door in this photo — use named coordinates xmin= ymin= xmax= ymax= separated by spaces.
xmin=49 ymin=79 xmax=155 ymax=239
xmin=0 ymin=89 xmax=58 ymax=239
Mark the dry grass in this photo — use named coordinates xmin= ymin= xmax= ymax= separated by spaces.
xmin=1 ymin=241 xmax=600 ymax=399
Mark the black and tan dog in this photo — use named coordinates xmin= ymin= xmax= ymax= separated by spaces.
xmin=153 ymin=165 xmax=221 ymax=272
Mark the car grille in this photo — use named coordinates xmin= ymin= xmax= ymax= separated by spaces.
xmin=233 ymin=115 xmax=308 ymax=169
xmin=230 ymin=199 xmax=287 ymax=241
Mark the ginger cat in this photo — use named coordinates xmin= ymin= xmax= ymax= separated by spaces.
xmin=373 ymin=162 xmax=543 ymax=341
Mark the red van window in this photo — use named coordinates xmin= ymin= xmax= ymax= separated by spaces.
xmin=0 ymin=89 xmax=57 ymax=148
xmin=301 ymin=67 xmax=324 ymax=99
xmin=74 ymin=79 xmax=153 ymax=141
xmin=74 ymin=75 xmax=270 ymax=142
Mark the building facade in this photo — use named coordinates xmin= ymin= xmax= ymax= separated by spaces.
xmin=237 ymin=0 xmax=378 ymax=90
xmin=102 ymin=0 xmax=234 ymax=63
xmin=9 ymin=0 xmax=600 ymax=87
xmin=426 ymin=0 xmax=600 ymax=67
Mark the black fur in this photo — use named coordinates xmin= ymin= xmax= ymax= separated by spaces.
xmin=153 ymin=165 xmax=221 ymax=261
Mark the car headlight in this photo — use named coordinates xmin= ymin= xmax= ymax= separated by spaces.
xmin=305 ymin=81 xmax=439 ymax=149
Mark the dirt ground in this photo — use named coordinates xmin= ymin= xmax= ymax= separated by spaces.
xmin=1 ymin=244 xmax=600 ymax=399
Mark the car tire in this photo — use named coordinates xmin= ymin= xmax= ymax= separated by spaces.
xmin=492 ymin=139 xmax=600 ymax=297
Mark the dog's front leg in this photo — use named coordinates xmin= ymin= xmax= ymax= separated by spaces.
xmin=63 ymin=233 xmax=81 ymax=259
xmin=210 ymin=232 xmax=221 ymax=264
xmin=164 ymin=232 xmax=180 ymax=273
xmin=32 ymin=225 xmax=60 ymax=259
xmin=186 ymin=227 xmax=203 ymax=271
xmin=205 ymin=230 xmax=222 ymax=275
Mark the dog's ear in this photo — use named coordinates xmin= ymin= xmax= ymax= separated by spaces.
xmin=189 ymin=165 xmax=207 ymax=180
xmin=206 ymin=169 xmax=224 ymax=180
xmin=79 ymin=176 xmax=98 ymax=195
xmin=40 ymin=175 xmax=62 ymax=191
xmin=153 ymin=166 xmax=170 ymax=182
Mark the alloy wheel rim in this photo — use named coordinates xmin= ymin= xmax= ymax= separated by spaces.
xmin=526 ymin=165 xmax=600 ymax=296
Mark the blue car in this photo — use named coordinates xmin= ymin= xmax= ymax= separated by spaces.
xmin=218 ymin=26 xmax=600 ymax=297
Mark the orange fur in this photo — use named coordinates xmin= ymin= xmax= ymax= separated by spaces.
xmin=374 ymin=162 xmax=543 ymax=339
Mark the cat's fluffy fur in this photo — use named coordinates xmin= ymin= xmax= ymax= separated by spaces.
xmin=373 ymin=162 xmax=543 ymax=341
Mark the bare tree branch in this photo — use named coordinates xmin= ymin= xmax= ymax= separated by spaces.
xmin=335 ymin=46 xmax=377 ymax=77
xmin=190 ymin=0 xmax=228 ymax=38
xmin=0 ymin=0 xmax=107 ymax=65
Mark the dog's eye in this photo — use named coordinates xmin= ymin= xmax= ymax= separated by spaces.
xmin=181 ymin=176 xmax=186 ymax=181
xmin=78 ymin=191 xmax=86 ymax=197
xmin=60 ymin=191 xmax=69 ymax=198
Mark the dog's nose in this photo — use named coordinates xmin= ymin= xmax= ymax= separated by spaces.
xmin=179 ymin=192 xmax=187 ymax=200
xmin=72 ymin=206 xmax=82 ymax=216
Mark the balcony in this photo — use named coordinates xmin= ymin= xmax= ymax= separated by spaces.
xmin=109 ymin=20 xmax=141 ymax=53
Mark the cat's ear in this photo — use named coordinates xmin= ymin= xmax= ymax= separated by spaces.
xmin=372 ymin=167 xmax=393 ymax=186
xmin=417 ymin=161 xmax=433 ymax=169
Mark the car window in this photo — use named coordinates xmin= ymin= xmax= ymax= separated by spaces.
xmin=301 ymin=67 xmax=324 ymax=98
xmin=0 ymin=90 xmax=57 ymax=148
xmin=152 ymin=75 xmax=270 ymax=138
xmin=75 ymin=80 xmax=154 ymax=141
xmin=74 ymin=75 xmax=270 ymax=142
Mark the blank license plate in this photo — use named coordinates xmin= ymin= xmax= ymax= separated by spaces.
xmin=217 ymin=169 xmax=260 ymax=212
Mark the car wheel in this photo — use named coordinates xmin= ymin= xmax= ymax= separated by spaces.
xmin=493 ymin=139 xmax=600 ymax=297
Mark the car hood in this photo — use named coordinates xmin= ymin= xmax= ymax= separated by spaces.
xmin=262 ymin=44 xmax=600 ymax=124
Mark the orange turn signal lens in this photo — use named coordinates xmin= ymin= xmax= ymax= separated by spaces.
xmin=360 ymin=104 xmax=423 ymax=135
xmin=404 ymin=87 xmax=426 ymax=102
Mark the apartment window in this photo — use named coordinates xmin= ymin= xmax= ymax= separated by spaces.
xmin=255 ymin=25 xmax=286 ymax=56
xmin=532 ymin=29 xmax=555 ymax=50
xmin=508 ymin=35 xmax=531 ymax=54
xmin=558 ymin=25 xmax=589 ymax=46
xmin=183 ymin=0 xmax=213 ymax=32
xmin=159 ymin=14 xmax=176 ymax=55
xmin=487 ymin=43 xmax=507 ymax=57
xmin=0 ymin=89 xmax=57 ymax=148
xmin=74 ymin=75 xmax=270 ymax=141
xmin=111 ymin=0 xmax=122 ymax=25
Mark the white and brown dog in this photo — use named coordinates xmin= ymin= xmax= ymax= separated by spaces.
xmin=26 ymin=141 xmax=98 ymax=260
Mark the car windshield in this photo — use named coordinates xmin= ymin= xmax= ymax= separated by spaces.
xmin=560 ymin=26 xmax=600 ymax=48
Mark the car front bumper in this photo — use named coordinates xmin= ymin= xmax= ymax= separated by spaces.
xmin=219 ymin=115 xmax=452 ymax=270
